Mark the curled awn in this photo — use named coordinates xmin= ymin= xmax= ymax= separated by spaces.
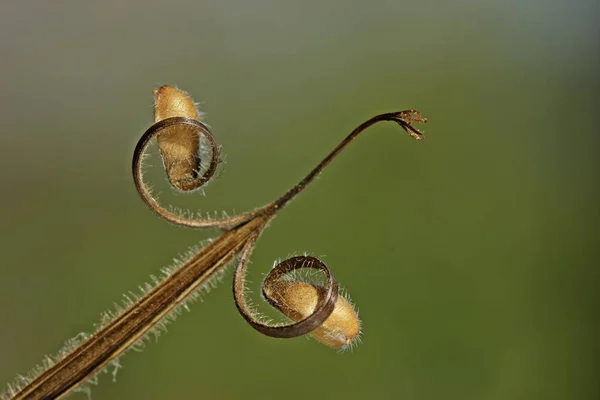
xmin=3 ymin=85 xmax=426 ymax=399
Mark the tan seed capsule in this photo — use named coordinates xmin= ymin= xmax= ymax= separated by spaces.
xmin=264 ymin=281 xmax=361 ymax=349
xmin=154 ymin=85 xmax=201 ymax=122
xmin=153 ymin=85 xmax=203 ymax=191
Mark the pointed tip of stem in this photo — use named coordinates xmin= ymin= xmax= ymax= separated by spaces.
xmin=392 ymin=110 xmax=427 ymax=140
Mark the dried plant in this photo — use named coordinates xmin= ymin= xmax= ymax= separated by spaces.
xmin=3 ymin=86 xmax=427 ymax=399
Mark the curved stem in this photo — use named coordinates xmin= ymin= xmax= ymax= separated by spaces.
xmin=132 ymin=111 xmax=424 ymax=230
xmin=233 ymin=235 xmax=339 ymax=338
xmin=7 ymin=99 xmax=426 ymax=399
xmin=132 ymin=117 xmax=268 ymax=229
xmin=271 ymin=111 xmax=424 ymax=211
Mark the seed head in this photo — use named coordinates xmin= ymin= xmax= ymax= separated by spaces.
xmin=153 ymin=85 xmax=203 ymax=191
xmin=264 ymin=280 xmax=361 ymax=349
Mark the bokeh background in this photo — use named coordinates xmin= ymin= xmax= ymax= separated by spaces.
xmin=0 ymin=1 xmax=598 ymax=399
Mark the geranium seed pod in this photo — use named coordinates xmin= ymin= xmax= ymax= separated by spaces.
xmin=264 ymin=281 xmax=361 ymax=349
xmin=153 ymin=85 xmax=203 ymax=191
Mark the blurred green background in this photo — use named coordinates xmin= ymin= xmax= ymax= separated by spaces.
xmin=0 ymin=1 xmax=598 ymax=399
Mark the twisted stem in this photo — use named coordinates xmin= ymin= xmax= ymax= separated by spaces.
xmin=7 ymin=97 xmax=426 ymax=399
xmin=132 ymin=111 xmax=426 ymax=229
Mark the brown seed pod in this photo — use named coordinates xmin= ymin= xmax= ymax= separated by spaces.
xmin=153 ymin=85 xmax=206 ymax=191
xmin=263 ymin=276 xmax=361 ymax=349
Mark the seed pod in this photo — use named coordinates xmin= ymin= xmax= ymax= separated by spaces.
xmin=153 ymin=85 xmax=203 ymax=191
xmin=264 ymin=280 xmax=361 ymax=349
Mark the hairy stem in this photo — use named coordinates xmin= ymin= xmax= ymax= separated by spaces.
xmin=7 ymin=101 xmax=425 ymax=399
xmin=11 ymin=216 xmax=268 ymax=400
